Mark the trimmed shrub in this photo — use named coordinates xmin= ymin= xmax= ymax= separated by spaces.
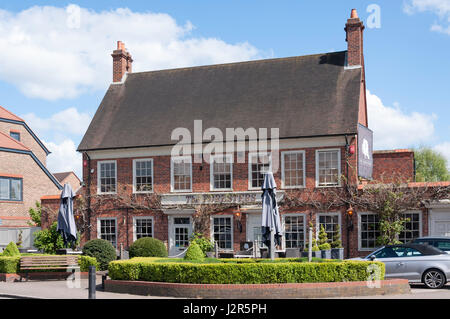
xmin=318 ymin=243 xmax=331 ymax=251
xmin=190 ymin=233 xmax=214 ymax=256
xmin=2 ymin=242 xmax=20 ymax=256
xmin=78 ymin=255 xmax=99 ymax=272
xmin=184 ymin=242 xmax=204 ymax=262
xmin=108 ymin=258 xmax=385 ymax=284
xmin=0 ymin=256 xmax=20 ymax=273
xmin=129 ymin=237 xmax=168 ymax=258
xmin=82 ymin=239 xmax=116 ymax=271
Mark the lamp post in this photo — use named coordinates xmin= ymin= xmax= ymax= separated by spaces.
xmin=346 ymin=205 xmax=354 ymax=259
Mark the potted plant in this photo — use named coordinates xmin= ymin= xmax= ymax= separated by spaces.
xmin=330 ymin=225 xmax=344 ymax=260
xmin=318 ymin=225 xmax=331 ymax=259
xmin=190 ymin=232 xmax=215 ymax=258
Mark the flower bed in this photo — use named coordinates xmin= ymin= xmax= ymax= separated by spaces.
xmin=108 ymin=257 xmax=384 ymax=284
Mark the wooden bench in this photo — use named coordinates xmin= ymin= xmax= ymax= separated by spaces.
xmin=20 ymin=255 xmax=80 ymax=281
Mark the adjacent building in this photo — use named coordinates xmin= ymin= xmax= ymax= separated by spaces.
xmin=0 ymin=105 xmax=63 ymax=250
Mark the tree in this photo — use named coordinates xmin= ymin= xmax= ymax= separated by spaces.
xmin=33 ymin=222 xmax=65 ymax=254
xmin=414 ymin=147 xmax=450 ymax=182
xmin=28 ymin=201 xmax=42 ymax=227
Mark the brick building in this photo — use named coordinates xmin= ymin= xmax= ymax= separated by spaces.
xmin=41 ymin=9 xmax=449 ymax=258
xmin=0 ymin=105 xmax=62 ymax=250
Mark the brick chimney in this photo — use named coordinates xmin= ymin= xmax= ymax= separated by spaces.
xmin=345 ymin=9 xmax=365 ymax=67
xmin=111 ymin=41 xmax=133 ymax=83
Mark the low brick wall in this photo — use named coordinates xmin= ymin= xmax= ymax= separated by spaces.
xmin=104 ymin=279 xmax=411 ymax=299
xmin=0 ymin=272 xmax=89 ymax=282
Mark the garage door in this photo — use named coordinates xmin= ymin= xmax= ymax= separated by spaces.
xmin=430 ymin=210 xmax=450 ymax=237
xmin=434 ymin=222 xmax=450 ymax=237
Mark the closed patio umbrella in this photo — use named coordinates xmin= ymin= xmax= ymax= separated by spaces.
xmin=57 ymin=183 xmax=78 ymax=247
xmin=261 ymin=172 xmax=282 ymax=260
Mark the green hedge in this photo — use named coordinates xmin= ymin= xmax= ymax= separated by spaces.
xmin=0 ymin=255 xmax=98 ymax=273
xmin=0 ymin=256 xmax=20 ymax=273
xmin=108 ymin=258 xmax=385 ymax=284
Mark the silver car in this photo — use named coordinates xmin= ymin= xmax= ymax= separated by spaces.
xmin=356 ymin=244 xmax=450 ymax=289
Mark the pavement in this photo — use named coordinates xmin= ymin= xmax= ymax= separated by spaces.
xmin=0 ymin=274 xmax=176 ymax=299
xmin=2 ymin=277 xmax=450 ymax=299
xmin=330 ymin=283 xmax=450 ymax=299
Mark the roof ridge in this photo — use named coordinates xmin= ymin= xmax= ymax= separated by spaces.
xmin=0 ymin=131 xmax=30 ymax=151
xmin=127 ymin=50 xmax=348 ymax=77
xmin=0 ymin=105 xmax=24 ymax=122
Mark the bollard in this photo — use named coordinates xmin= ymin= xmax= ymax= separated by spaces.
xmin=308 ymin=226 xmax=312 ymax=262
xmin=88 ymin=266 xmax=96 ymax=299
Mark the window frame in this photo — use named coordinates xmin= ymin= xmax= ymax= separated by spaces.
xmin=132 ymin=216 xmax=154 ymax=242
xmin=9 ymin=131 xmax=20 ymax=142
xmin=209 ymin=154 xmax=233 ymax=191
xmin=358 ymin=212 xmax=381 ymax=251
xmin=315 ymin=148 xmax=341 ymax=188
xmin=316 ymin=212 xmax=342 ymax=243
xmin=248 ymin=152 xmax=272 ymax=190
xmin=282 ymin=213 xmax=306 ymax=250
xmin=132 ymin=158 xmax=154 ymax=194
xmin=170 ymin=156 xmax=192 ymax=193
xmin=281 ymin=150 xmax=306 ymax=189
xmin=0 ymin=176 xmax=23 ymax=202
xmin=97 ymin=217 xmax=118 ymax=248
xmin=399 ymin=211 xmax=422 ymax=244
xmin=97 ymin=160 xmax=117 ymax=195
xmin=210 ymin=215 xmax=234 ymax=251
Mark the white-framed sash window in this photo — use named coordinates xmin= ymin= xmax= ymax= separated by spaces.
xmin=97 ymin=217 xmax=117 ymax=248
xmin=133 ymin=159 xmax=154 ymax=193
xmin=210 ymin=154 xmax=233 ymax=191
xmin=97 ymin=160 xmax=117 ymax=194
xmin=282 ymin=214 xmax=306 ymax=250
xmin=211 ymin=215 xmax=233 ymax=250
xmin=316 ymin=212 xmax=341 ymax=243
xmin=281 ymin=151 xmax=306 ymax=188
xmin=133 ymin=216 xmax=154 ymax=241
xmin=358 ymin=212 xmax=381 ymax=251
xmin=316 ymin=149 xmax=341 ymax=187
xmin=248 ymin=152 xmax=272 ymax=190
xmin=171 ymin=156 xmax=192 ymax=192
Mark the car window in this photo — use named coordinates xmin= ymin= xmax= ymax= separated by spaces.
xmin=390 ymin=247 xmax=423 ymax=257
xmin=415 ymin=240 xmax=434 ymax=246
xmin=435 ymin=241 xmax=450 ymax=251
xmin=373 ymin=247 xmax=397 ymax=258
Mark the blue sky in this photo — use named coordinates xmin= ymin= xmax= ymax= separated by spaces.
xmin=0 ymin=0 xmax=449 ymax=177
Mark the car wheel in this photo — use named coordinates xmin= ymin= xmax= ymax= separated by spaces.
xmin=423 ymin=269 xmax=446 ymax=289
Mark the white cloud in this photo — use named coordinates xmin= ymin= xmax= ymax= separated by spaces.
xmin=21 ymin=107 xmax=92 ymax=137
xmin=367 ymin=90 xmax=436 ymax=150
xmin=45 ymin=139 xmax=82 ymax=178
xmin=404 ymin=0 xmax=450 ymax=34
xmin=0 ymin=5 xmax=264 ymax=100
xmin=434 ymin=142 xmax=450 ymax=168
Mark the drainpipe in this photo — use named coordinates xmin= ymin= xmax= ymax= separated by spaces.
xmin=85 ymin=152 xmax=92 ymax=241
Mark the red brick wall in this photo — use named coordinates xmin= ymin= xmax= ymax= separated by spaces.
xmin=82 ymin=145 xmax=355 ymax=197
xmin=372 ymin=150 xmax=415 ymax=183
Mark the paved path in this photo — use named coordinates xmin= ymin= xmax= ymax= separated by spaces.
xmin=2 ymin=277 xmax=450 ymax=299
xmin=330 ymin=283 xmax=450 ymax=299
xmin=0 ymin=275 xmax=176 ymax=299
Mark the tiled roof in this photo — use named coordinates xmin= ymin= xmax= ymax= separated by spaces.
xmin=0 ymin=105 xmax=24 ymax=122
xmin=0 ymin=131 xmax=30 ymax=151
xmin=78 ymin=51 xmax=362 ymax=151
